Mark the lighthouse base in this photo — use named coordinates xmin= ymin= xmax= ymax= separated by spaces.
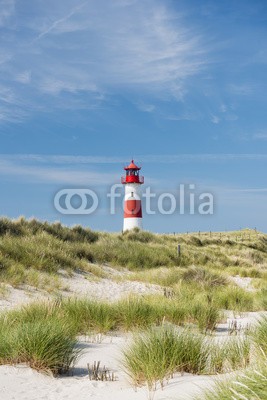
xmin=123 ymin=217 xmax=143 ymax=232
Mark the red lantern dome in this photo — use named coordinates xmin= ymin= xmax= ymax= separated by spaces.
xmin=121 ymin=160 xmax=144 ymax=184
xmin=124 ymin=160 xmax=141 ymax=171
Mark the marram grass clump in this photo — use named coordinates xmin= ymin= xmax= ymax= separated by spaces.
xmin=122 ymin=325 xmax=207 ymax=391
xmin=199 ymin=366 xmax=267 ymax=400
xmin=62 ymin=298 xmax=116 ymax=334
xmin=122 ymin=325 xmax=252 ymax=392
xmin=0 ymin=306 xmax=79 ymax=375
xmin=251 ymin=315 xmax=267 ymax=355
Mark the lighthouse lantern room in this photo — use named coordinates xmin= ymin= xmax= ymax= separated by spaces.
xmin=121 ymin=160 xmax=144 ymax=231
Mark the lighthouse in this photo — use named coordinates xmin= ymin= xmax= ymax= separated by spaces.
xmin=121 ymin=160 xmax=144 ymax=231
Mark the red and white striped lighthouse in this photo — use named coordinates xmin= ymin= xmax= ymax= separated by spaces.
xmin=121 ymin=160 xmax=144 ymax=231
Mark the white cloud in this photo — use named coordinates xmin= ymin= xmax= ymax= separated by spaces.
xmin=0 ymin=0 xmax=207 ymax=122
xmin=137 ymin=102 xmax=155 ymax=113
xmin=35 ymin=1 xmax=88 ymax=40
xmin=15 ymin=70 xmax=32 ymax=84
xmin=225 ymin=114 xmax=238 ymax=121
xmin=0 ymin=0 xmax=14 ymax=26
xmin=219 ymin=104 xmax=227 ymax=113
xmin=239 ymin=130 xmax=267 ymax=141
xmin=231 ymin=188 xmax=267 ymax=193
xmin=0 ymin=85 xmax=16 ymax=104
xmin=0 ymin=154 xmax=127 ymax=165
xmin=227 ymin=83 xmax=255 ymax=96
xmin=40 ymin=77 xmax=97 ymax=95
xmin=0 ymin=50 xmax=12 ymax=65
xmin=164 ymin=112 xmax=197 ymax=121
xmin=211 ymin=115 xmax=220 ymax=124
xmin=35 ymin=2 xmax=205 ymax=90
xmin=1 ymin=153 xmax=267 ymax=165
xmin=0 ymin=159 xmax=116 ymax=185
xmin=253 ymin=132 xmax=267 ymax=140
xmin=0 ymin=83 xmax=35 ymax=122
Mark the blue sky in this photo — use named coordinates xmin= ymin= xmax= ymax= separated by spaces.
xmin=0 ymin=0 xmax=267 ymax=232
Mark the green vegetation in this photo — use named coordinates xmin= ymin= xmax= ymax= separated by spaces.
xmin=62 ymin=298 xmax=116 ymax=334
xmin=200 ymin=367 xmax=267 ymax=400
xmin=0 ymin=302 xmax=79 ymax=374
xmin=0 ymin=218 xmax=266 ymax=312
xmin=198 ymin=316 xmax=267 ymax=400
xmin=251 ymin=315 xmax=267 ymax=355
xmin=0 ymin=296 xmax=221 ymax=336
xmin=123 ymin=325 xmax=204 ymax=391
xmin=123 ymin=325 xmax=252 ymax=392
xmin=0 ymin=298 xmax=220 ymax=375
xmin=0 ymin=218 xmax=266 ymax=391
xmin=64 ymin=295 xmax=224 ymax=334
xmin=0 ymin=297 xmax=265 ymax=386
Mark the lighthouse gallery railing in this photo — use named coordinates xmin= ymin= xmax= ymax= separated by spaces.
xmin=121 ymin=176 xmax=144 ymax=184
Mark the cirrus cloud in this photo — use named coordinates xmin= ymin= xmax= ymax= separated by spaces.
xmin=0 ymin=0 xmax=207 ymax=123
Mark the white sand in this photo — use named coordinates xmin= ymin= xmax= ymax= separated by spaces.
xmin=0 ymin=334 xmax=217 ymax=400
xmin=0 ymin=284 xmax=50 ymax=311
xmin=230 ymin=275 xmax=254 ymax=291
xmin=61 ymin=270 xmax=163 ymax=302
xmin=0 ymin=270 xmax=163 ymax=311
xmin=0 ymin=271 xmax=266 ymax=400
xmin=0 ymin=276 xmax=216 ymax=400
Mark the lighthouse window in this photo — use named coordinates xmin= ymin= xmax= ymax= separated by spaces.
xmin=126 ymin=169 xmax=139 ymax=176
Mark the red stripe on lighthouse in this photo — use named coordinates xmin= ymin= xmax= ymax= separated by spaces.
xmin=124 ymin=199 xmax=142 ymax=218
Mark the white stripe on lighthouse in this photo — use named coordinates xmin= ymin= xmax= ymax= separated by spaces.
xmin=123 ymin=217 xmax=143 ymax=231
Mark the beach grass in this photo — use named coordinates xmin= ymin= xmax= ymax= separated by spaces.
xmin=62 ymin=298 xmax=116 ymax=334
xmin=198 ymin=316 xmax=267 ymax=400
xmin=251 ymin=315 xmax=267 ymax=355
xmin=122 ymin=325 xmax=207 ymax=391
xmin=122 ymin=325 xmax=253 ymax=392
xmin=0 ymin=295 xmax=262 ymax=383
xmin=0 ymin=311 xmax=79 ymax=374
xmin=198 ymin=364 xmax=267 ymax=400
xmin=0 ymin=218 xmax=266 ymax=277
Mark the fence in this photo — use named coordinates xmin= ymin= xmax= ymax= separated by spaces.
xmin=170 ymin=229 xmax=260 ymax=242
